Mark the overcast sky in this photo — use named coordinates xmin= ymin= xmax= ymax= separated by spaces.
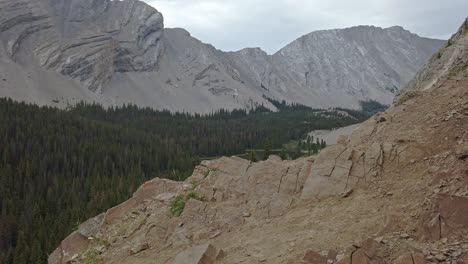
xmin=146 ymin=0 xmax=467 ymax=54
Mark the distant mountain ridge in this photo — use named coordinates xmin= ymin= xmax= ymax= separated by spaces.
xmin=0 ymin=0 xmax=445 ymax=112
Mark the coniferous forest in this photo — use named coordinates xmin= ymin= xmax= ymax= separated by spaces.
xmin=0 ymin=98 xmax=379 ymax=263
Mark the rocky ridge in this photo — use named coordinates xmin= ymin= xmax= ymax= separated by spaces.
xmin=405 ymin=19 xmax=468 ymax=92
xmin=48 ymin=19 xmax=468 ymax=262
xmin=248 ymin=25 xmax=445 ymax=108
xmin=0 ymin=0 xmax=445 ymax=112
xmin=1 ymin=0 xmax=163 ymax=92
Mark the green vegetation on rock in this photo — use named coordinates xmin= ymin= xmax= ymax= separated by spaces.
xmin=204 ymin=167 xmax=219 ymax=178
xmin=170 ymin=191 xmax=204 ymax=217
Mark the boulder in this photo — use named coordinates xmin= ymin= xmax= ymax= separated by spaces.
xmin=437 ymin=194 xmax=468 ymax=230
xmin=129 ymin=242 xmax=149 ymax=255
xmin=104 ymin=198 xmax=138 ymax=224
xmin=352 ymin=249 xmax=372 ymax=264
xmin=301 ymin=145 xmax=353 ymax=199
xmin=302 ymin=250 xmax=327 ymax=264
xmin=336 ymin=238 xmax=387 ymax=264
xmin=394 ymin=253 xmax=425 ymax=264
xmin=78 ymin=213 xmax=104 ymax=238
xmin=48 ymin=231 xmax=89 ymax=264
xmin=134 ymin=178 xmax=181 ymax=202
xmin=459 ymin=253 xmax=468 ymax=264
xmin=268 ymin=155 xmax=282 ymax=162
xmin=173 ymin=244 xmax=224 ymax=264
xmin=419 ymin=194 xmax=468 ymax=240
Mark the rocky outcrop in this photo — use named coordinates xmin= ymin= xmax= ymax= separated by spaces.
xmin=0 ymin=0 xmax=163 ymax=92
xmin=47 ymin=155 xmax=318 ymax=263
xmin=173 ymin=244 xmax=225 ymax=264
xmin=300 ymin=113 xmax=418 ymax=200
xmin=404 ymin=18 xmax=468 ymax=92
xmin=48 ymin=231 xmax=90 ymax=264
xmin=418 ymin=194 xmax=468 ymax=241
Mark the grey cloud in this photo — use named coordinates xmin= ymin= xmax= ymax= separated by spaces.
xmin=146 ymin=0 xmax=467 ymax=53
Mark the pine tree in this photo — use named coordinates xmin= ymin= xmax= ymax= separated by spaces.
xmin=295 ymin=143 xmax=302 ymax=158
xmin=263 ymin=139 xmax=271 ymax=160
xmin=280 ymin=148 xmax=287 ymax=160
xmin=321 ymin=139 xmax=327 ymax=149
xmin=249 ymin=151 xmax=258 ymax=162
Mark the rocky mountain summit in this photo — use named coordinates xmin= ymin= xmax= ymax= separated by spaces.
xmin=0 ymin=0 xmax=163 ymax=102
xmin=0 ymin=0 xmax=445 ymax=112
xmin=268 ymin=25 xmax=444 ymax=108
xmin=49 ymin=19 xmax=468 ymax=264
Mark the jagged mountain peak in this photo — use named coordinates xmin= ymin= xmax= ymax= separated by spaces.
xmin=279 ymin=25 xmax=414 ymax=47
xmin=0 ymin=0 xmax=164 ymax=102
xmin=270 ymin=24 xmax=445 ymax=108
xmin=165 ymin=27 xmax=200 ymax=40
xmin=234 ymin=47 xmax=268 ymax=56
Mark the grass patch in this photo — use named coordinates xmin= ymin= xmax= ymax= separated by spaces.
xmin=82 ymin=248 xmax=100 ymax=264
xmin=79 ymin=237 xmax=109 ymax=264
xmin=446 ymin=39 xmax=453 ymax=47
xmin=204 ymin=167 xmax=218 ymax=178
xmin=170 ymin=191 xmax=204 ymax=216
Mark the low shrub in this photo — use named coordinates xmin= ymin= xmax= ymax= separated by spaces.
xmin=170 ymin=191 xmax=204 ymax=216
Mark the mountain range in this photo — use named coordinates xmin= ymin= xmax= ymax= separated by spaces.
xmin=0 ymin=0 xmax=445 ymax=112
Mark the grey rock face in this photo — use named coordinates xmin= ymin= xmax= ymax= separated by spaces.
xmin=235 ymin=26 xmax=445 ymax=108
xmin=0 ymin=1 xmax=445 ymax=111
xmin=100 ymin=28 xmax=276 ymax=112
xmin=0 ymin=0 xmax=163 ymax=92
xmin=404 ymin=18 xmax=468 ymax=92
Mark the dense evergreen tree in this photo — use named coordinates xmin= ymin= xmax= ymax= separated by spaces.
xmin=0 ymin=98 xmax=368 ymax=263
xmin=279 ymin=149 xmax=287 ymax=160
xmin=263 ymin=139 xmax=271 ymax=160
xmin=249 ymin=151 xmax=258 ymax=162
xmin=359 ymin=100 xmax=388 ymax=115
xmin=321 ymin=139 xmax=327 ymax=149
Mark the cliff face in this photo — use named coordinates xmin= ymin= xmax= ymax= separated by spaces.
xmin=271 ymin=26 xmax=445 ymax=107
xmin=0 ymin=0 xmax=163 ymax=92
xmin=404 ymin=18 xmax=468 ymax=92
xmin=49 ymin=20 xmax=468 ymax=264
xmin=0 ymin=0 xmax=445 ymax=112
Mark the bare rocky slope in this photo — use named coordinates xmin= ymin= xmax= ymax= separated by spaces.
xmin=0 ymin=0 xmax=444 ymax=112
xmin=49 ymin=19 xmax=468 ymax=264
